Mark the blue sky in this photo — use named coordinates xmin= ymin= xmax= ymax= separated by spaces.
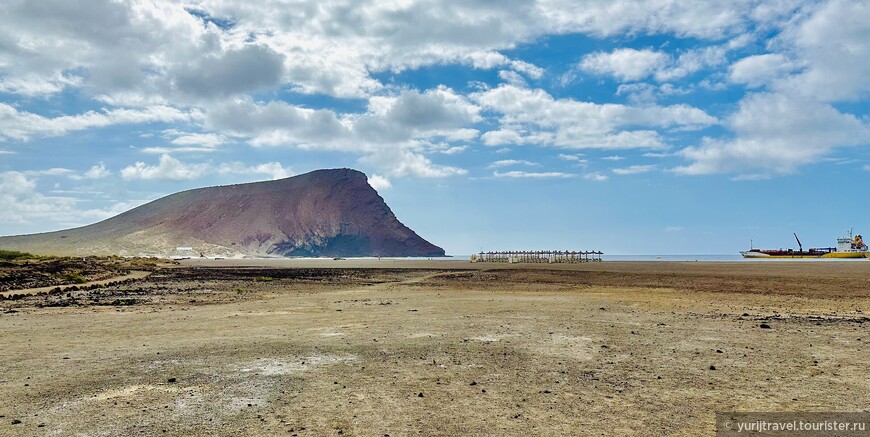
xmin=0 ymin=0 xmax=867 ymax=255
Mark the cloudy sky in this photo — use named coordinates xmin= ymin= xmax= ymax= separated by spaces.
xmin=1 ymin=0 xmax=868 ymax=254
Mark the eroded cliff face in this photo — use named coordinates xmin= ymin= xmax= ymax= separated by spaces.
xmin=0 ymin=169 xmax=446 ymax=258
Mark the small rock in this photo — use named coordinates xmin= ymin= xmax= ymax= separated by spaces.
xmin=716 ymin=349 xmax=723 ymax=353
xmin=709 ymin=365 xmax=717 ymax=370
xmin=469 ymin=381 xmax=477 ymax=386
xmin=167 ymin=378 xmax=177 ymax=383
xmin=759 ymin=323 xmax=772 ymax=329
xmin=417 ymin=393 xmax=424 ymax=398
xmin=11 ymin=420 xmax=22 ymax=425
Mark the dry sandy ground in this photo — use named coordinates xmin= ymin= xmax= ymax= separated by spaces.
xmin=0 ymin=261 xmax=867 ymax=436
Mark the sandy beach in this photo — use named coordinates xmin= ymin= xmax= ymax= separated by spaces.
xmin=1 ymin=260 xmax=867 ymax=436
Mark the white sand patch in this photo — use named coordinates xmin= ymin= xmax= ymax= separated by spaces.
xmin=91 ymin=383 xmax=194 ymax=402
xmin=468 ymin=334 xmax=514 ymax=343
xmin=235 ymin=354 xmax=358 ymax=376
xmin=534 ymin=334 xmax=597 ymax=360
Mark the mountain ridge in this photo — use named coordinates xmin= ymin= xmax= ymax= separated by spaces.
xmin=0 ymin=168 xmax=446 ymax=258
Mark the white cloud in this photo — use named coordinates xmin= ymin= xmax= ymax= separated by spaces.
xmin=612 ymin=164 xmax=656 ymax=175
xmin=206 ymin=87 xmax=480 ymax=153
xmin=0 ymin=104 xmax=195 ymax=142
xmin=120 ymin=154 xmax=292 ymax=181
xmin=580 ymin=48 xmax=668 ymax=81
xmin=673 ymin=0 xmax=870 ymax=177
xmin=367 ymin=174 xmax=392 ymax=190
xmin=616 ymin=82 xmax=691 ymax=104
xmin=493 ymin=170 xmax=574 ymax=178
xmin=582 ymin=172 xmax=609 ymax=182
xmin=0 ymin=171 xmax=140 ymax=228
xmin=729 ymin=53 xmax=798 ymax=88
xmin=674 ymin=93 xmax=868 ymax=175
xmin=773 ymin=0 xmax=870 ymax=102
xmin=488 ymin=159 xmax=539 ymax=169
xmin=558 ymin=153 xmax=585 ymax=161
xmin=170 ymin=132 xmax=226 ymax=148
xmin=68 ymin=162 xmax=113 ymax=180
xmin=474 ymin=84 xmax=717 ymax=150
xmin=83 ymin=163 xmax=111 ymax=179
xmin=360 ymin=149 xmax=467 ymax=178
xmin=121 ymin=155 xmax=209 ymax=181
xmin=579 ymin=44 xmax=730 ymax=83
xmin=602 ymin=155 xmax=625 ymax=161
xmin=22 ymin=168 xmax=75 ymax=176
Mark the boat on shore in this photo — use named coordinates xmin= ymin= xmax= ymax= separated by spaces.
xmin=740 ymin=230 xmax=869 ymax=259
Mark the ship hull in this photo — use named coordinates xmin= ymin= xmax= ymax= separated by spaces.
xmin=821 ymin=252 xmax=870 ymax=259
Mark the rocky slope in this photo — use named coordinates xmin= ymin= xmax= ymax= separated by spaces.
xmin=0 ymin=169 xmax=445 ymax=258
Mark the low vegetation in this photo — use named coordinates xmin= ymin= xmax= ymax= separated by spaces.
xmin=0 ymin=250 xmax=38 ymax=261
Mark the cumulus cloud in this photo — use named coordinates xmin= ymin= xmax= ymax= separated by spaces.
xmin=367 ymin=174 xmax=392 ymax=190
xmin=173 ymin=45 xmax=285 ymax=99
xmin=68 ymin=162 xmax=112 ymax=180
xmin=582 ymin=172 xmax=609 ymax=182
xmin=674 ymin=93 xmax=869 ymax=175
xmin=120 ymin=154 xmax=292 ymax=181
xmin=473 ymin=84 xmax=717 ymax=150
xmin=0 ymin=171 xmax=141 ymax=229
xmin=579 ymin=45 xmax=731 ymax=83
xmin=675 ymin=0 xmax=870 ymax=176
xmin=0 ymin=104 xmax=195 ymax=142
xmin=359 ymin=149 xmax=467 ymax=178
xmin=729 ymin=53 xmax=798 ymax=88
xmin=205 ymin=87 xmax=479 ymax=153
xmin=580 ymin=48 xmax=668 ymax=81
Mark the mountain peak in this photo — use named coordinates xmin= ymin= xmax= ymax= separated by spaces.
xmin=0 ymin=169 xmax=445 ymax=258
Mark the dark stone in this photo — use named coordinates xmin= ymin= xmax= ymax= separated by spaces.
xmin=760 ymin=323 xmax=772 ymax=329
xmin=709 ymin=365 xmax=717 ymax=370
xmin=167 ymin=378 xmax=177 ymax=383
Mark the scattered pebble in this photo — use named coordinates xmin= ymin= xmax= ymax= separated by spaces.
xmin=709 ymin=365 xmax=717 ymax=370
xmin=167 ymin=377 xmax=177 ymax=383
xmin=760 ymin=323 xmax=772 ymax=329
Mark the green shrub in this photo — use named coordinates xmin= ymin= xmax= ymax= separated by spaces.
xmin=62 ymin=271 xmax=87 ymax=284
xmin=0 ymin=250 xmax=37 ymax=260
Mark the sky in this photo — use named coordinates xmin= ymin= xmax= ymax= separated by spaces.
xmin=0 ymin=0 xmax=868 ymax=255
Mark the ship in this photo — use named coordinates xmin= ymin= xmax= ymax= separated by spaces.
xmin=740 ymin=230 xmax=869 ymax=259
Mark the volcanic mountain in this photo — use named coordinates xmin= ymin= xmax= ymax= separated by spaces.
xmin=0 ymin=168 xmax=446 ymax=258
